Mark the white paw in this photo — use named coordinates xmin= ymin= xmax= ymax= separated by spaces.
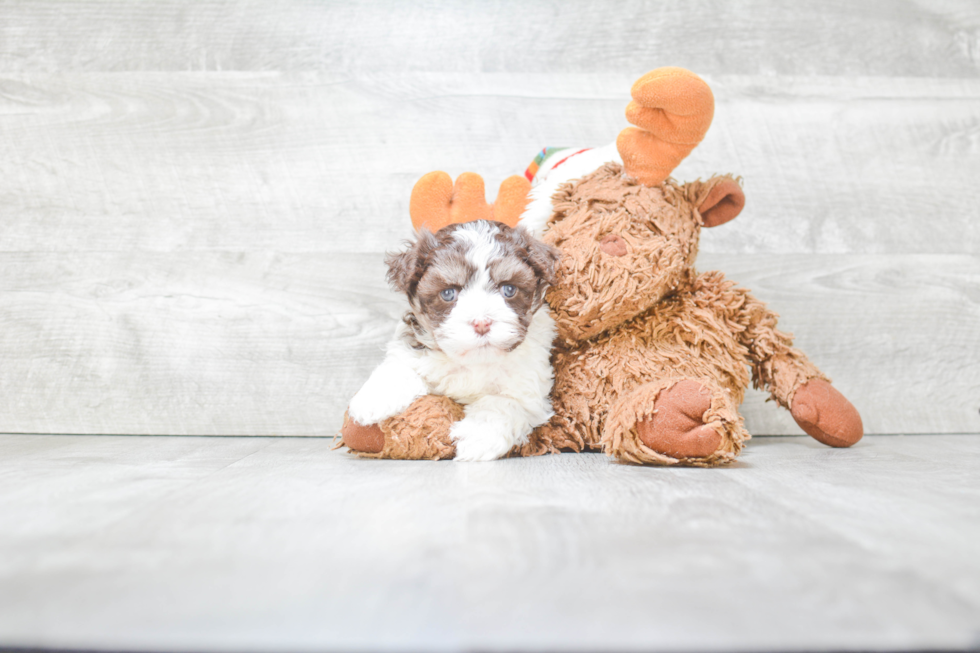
xmin=348 ymin=364 xmax=427 ymax=425
xmin=450 ymin=418 xmax=515 ymax=462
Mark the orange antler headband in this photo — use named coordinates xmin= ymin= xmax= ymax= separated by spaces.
xmin=617 ymin=67 xmax=715 ymax=186
xmin=410 ymin=172 xmax=531 ymax=232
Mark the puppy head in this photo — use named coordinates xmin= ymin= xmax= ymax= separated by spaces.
xmin=386 ymin=221 xmax=560 ymax=358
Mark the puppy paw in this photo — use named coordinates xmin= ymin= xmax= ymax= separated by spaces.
xmin=347 ymin=392 xmax=396 ymax=427
xmin=348 ymin=366 xmax=427 ymax=426
xmin=450 ymin=419 xmax=514 ymax=462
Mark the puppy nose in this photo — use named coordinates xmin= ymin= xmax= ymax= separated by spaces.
xmin=600 ymin=234 xmax=627 ymax=257
xmin=472 ymin=319 xmax=493 ymax=336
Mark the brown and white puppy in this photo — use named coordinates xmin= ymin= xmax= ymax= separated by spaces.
xmin=347 ymin=220 xmax=560 ymax=461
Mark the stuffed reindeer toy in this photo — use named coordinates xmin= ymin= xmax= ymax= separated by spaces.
xmin=342 ymin=67 xmax=863 ymax=465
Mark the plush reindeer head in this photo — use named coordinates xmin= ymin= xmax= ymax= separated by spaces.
xmin=539 ymin=67 xmax=746 ymax=343
xmin=542 ymin=165 xmax=744 ymax=343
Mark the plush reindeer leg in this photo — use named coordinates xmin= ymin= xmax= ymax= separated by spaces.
xmin=603 ymin=378 xmax=747 ymax=467
xmin=341 ymin=394 xmax=464 ymax=460
xmin=635 ymin=380 xmax=724 ymax=458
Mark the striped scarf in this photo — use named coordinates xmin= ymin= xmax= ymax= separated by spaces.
xmin=524 ymin=147 xmax=592 ymax=185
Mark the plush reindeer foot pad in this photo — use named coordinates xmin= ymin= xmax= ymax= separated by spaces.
xmin=341 ymin=417 xmax=385 ymax=454
xmin=635 ymin=380 xmax=722 ymax=459
xmin=791 ymin=379 xmax=864 ymax=448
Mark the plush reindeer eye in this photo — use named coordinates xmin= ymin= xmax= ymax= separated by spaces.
xmin=440 ymin=288 xmax=457 ymax=302
xmin=501 ymin=284 xmax=517 ymax=298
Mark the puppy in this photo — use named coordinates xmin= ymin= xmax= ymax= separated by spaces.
xmin=347 ymin=220 xmax=561 ymax=461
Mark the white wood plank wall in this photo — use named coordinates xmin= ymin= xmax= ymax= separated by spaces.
xmin=0 ymin=1 xmax=977 ymax=437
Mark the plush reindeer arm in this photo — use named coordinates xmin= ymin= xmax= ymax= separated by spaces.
xmin=730 ymin=289 xmax=863 ymax=448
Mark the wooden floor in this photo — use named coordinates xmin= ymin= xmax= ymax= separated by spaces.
xmin=1 ymin=433 xmax=978 ymax=652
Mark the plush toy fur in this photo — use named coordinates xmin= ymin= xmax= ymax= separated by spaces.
xmin=341 ymin=67 xmax=863 ymax=465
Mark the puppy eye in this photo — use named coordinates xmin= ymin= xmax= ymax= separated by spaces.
xmin=501 ymin=284 xmax=517 ymax=298
xmin=440 ymin=288 xmax=457 ymax=302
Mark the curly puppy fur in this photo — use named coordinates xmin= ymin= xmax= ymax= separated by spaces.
xmin=346 ymin=220 xmax=561 ymax=462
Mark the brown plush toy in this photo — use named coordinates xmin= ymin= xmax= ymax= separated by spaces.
xmin=342 ymin=67 xmax=863 ymax=465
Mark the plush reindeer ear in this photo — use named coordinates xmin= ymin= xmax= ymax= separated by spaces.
xmin=410 ymin=172 xmax=530 ymax=232
xmin=698 ymin=178 xmax=745 ymax=227
xmin=616 ymin=67 xmax=715 ymax=187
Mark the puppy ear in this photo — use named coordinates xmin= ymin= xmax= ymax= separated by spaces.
xmin=518 ymin=226 xmax=561 ymax=287
xmin=513 ymin=225 xmax=561 ymax=311
xmin=385 ymin=228 xmax=439 ymax=295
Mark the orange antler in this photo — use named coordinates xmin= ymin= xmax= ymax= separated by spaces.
xmin=616 ymin=67 xmax=715 ymax=186
xmin=410 ymin=172 xmax=530 ymax=232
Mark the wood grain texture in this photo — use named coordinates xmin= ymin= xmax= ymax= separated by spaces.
xmin=0 ymin=252 xmax=399 ymax=436
xmin=0 ymin=2 xmax=977 ymax=438
xmin=0 ymin=1 xmax=977 ymax=77
xmin=1 ymin=73 xmax=978 ymax=255
xmin=0 ymin=252 xmax=976 ymax=436
xmin=0 ymin=433 xmax=978 ymax=651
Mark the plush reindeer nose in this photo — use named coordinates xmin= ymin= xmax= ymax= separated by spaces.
xmin=471 ymin=319 xmax=493 ymax=336
xmin=600 ymin=234 xmax=628 ymax=256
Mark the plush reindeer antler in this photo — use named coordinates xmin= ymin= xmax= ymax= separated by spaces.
xmin=616 ymin=67 xmax=715 ymax=186
xmin=410 ymin=172 xmax=531 ymax=232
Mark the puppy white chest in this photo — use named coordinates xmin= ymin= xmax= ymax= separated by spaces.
xmin=420 ymin=357 xmax=507 ymax=404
